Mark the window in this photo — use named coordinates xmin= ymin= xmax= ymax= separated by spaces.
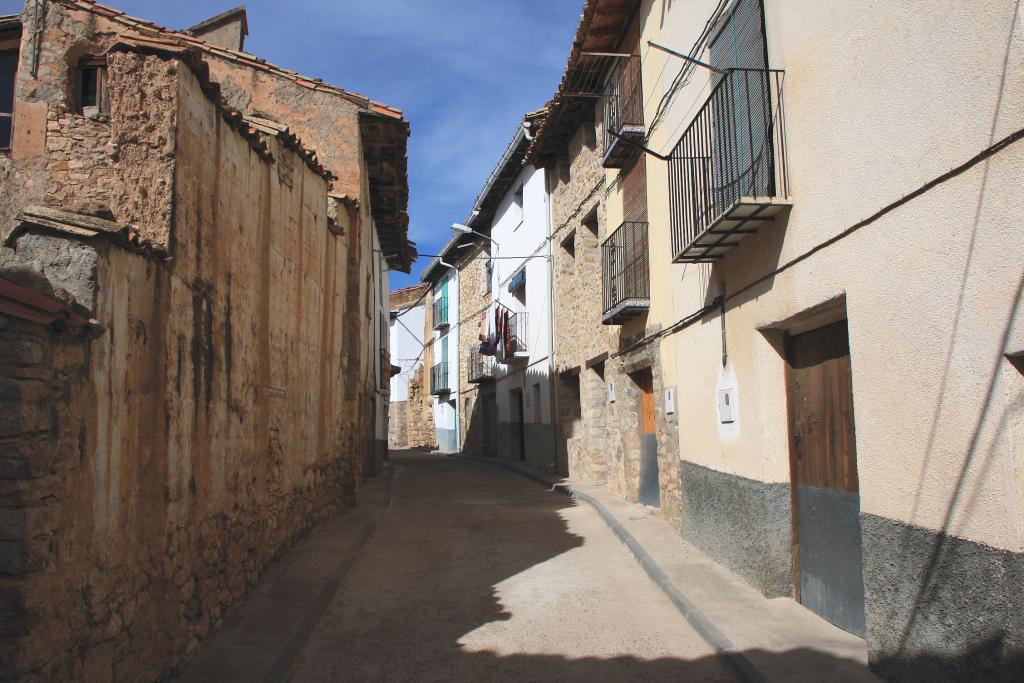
xmin=513 ymin=184 xmax=524 ymax=229
xmin=0 ymin=49 xmax=16 ymax=149
xmin=582 ymin=208 xmax=599 ymax=236
xmin=561 ymin=230 xmax=576 ymax=259
xmin=481 ymin=255 xmax=492 ymax=295
xmin=508 ymin=267 xmax=526 ymax=305
xmin=76 ymin=59 xmax=108 ymax=116
xmin=560 ymin=231 xmax=576 ymax=277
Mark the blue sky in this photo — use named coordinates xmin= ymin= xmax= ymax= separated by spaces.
xmin=0 ymin=0 xmax=582 ymax=290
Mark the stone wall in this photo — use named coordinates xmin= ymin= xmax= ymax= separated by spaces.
xmin=604 ymin=336 xmax=682 ymax=528
xmin=405 ymin=356 xmax=435 ymax=449
xmin=0 ymin=43 xmax=373 ymax=683
xmin=456 ymin=241 xmax=491 ymax=456
xmin=547 ymin=117 xmax=617 ymax=483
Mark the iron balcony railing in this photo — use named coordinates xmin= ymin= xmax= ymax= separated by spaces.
xmin=601 ymin=221 xmax=650 ymax=325
xmin=668 ymin=69 xmax=788 ymax=262
xmin=467 ymin=346 xmax=494 ymax=383
xmin=603 ymin=54 xmax=644 ymax=167
xmin=430 ymin=361 xmax=449 ymax=395
xmin=508 ymin=311 xmax=528 ymax=357
xmin=432 ymin=296 xmax=449 ymax=329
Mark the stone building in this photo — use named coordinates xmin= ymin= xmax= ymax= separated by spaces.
xmin=388 ymin=283 xmax=434 ymax=449
xmin=420 ymin=245 xmax=460 ymax=452
xmin=531 ymin=0 xmax=681 ymax=514
xmin=529 ymin=0 xmax=1024 ymax=678
xmin=0 ymin=1 xmax=410 ymax=681
xmin=452 ymin=110 xmax=557 ymax=471
xmin=455 ymin=239 xmax=494 ymax=458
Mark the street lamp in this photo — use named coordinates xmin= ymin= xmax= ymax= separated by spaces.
xmin=450 ymin=223 xmax=497 ymax=247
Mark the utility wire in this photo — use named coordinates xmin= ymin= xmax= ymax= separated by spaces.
xmin=614 ymin=124 xmax=1024 ymax=358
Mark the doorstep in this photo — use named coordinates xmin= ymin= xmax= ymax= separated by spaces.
xmin=453 ymin=454 xmax=879 ymax=683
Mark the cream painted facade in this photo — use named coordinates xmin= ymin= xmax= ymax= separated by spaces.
xmin=529 ymin=0 xmax=1023 ymax=678
xmin=645 ymin=0 xmax=1023 ymax=545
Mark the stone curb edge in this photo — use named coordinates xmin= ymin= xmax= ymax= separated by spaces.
xmin=450 ymin=454 xmax=765 ymax=683
xmin=263 ymin=465 xmax=396 ymax=683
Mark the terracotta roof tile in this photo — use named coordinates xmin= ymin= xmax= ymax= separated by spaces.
xmin=0 ymin=275 xmax=99 ymax=335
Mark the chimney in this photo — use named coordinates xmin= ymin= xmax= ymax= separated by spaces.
xmin=185 ymin=6 xmax=249 ymax=52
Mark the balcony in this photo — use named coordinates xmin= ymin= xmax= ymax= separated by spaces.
xmin=430 ymin=361 xmax=450 ymax=395
xmin=432 ymin=297 xmax=449 ymax=330
xmin=602 ymin=54 xmax=644 ymax=169
xmin=467 ymin=347 xmax=495 ymax=383
xmin=669 ymin=69 xmax=789 ymax=263
xmin=507 ymin=312 xmax=528 ymax=358
xmin=601 ymin=221 xmax=650 ymax=325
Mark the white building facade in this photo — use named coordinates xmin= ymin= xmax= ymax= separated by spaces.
xmin=424 ymin=264 xmax=460 ymax=453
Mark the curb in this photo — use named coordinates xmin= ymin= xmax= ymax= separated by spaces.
xmin=452 ymin=454 xmax=765 ymax=683
xmin=265 ymin=466 xmax=395 ymax=683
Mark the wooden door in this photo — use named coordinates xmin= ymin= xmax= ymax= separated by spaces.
xmin=785 ymin=320 xmax=865 ymax=636
xmin=635 ymin=369 xmax=660 ymax=507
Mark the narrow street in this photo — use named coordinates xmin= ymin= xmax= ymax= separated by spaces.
xmin=286 ymin=451 xmax=730 ymax=681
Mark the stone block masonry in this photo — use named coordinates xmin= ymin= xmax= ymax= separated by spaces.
xmin=0 ymin=2 xmax=408 ymax=679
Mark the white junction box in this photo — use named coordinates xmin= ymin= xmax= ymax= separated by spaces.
xmin=665 ymin=387 xmax=675 ymax=415
xmin=608 ymin=381 xmax=616 ymax=403
xmin=717 ymin=388 xmax=735 ymax=424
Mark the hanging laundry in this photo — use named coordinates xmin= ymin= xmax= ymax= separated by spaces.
xmin=479 ymin=307 xmax=497 ymax=356
xmin=495 ymin=306 xmax=506 ymax=363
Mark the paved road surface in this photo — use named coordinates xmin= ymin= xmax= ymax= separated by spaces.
xmin=288 ymin=451 xmax=731 ymax=681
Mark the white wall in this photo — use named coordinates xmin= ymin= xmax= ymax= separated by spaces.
xmin=489 ymin=164 xmax=554 ymax=430
xmin=389 ymin=302 xmax=425 ymax=403
xmin=432 ymin=268 xmax=460 ymax=451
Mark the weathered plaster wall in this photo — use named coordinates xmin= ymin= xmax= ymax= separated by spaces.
xmin=1 ymin=53 xmax=369 ymax=682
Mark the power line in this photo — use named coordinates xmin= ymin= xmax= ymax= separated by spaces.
xmin=613 ymin=124 xmax=1024 ymax=358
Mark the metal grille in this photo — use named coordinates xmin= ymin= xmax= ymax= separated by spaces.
xmin=467 ymin=347 xmax=494 ymax=383
xmin=432 ymin=297 xmax=448 ymax=329
xmin=668 ymin=69 xmax=787 ymax=260
xmin=509 ymin=312 xmax=528 ymax=355
xmin=603 ymin=54 xmax=643 ymax=153
xmin=430 ymin=361 xmax=449 ymax=395
xmin=602 ymin=221 xmax=650 ymax=319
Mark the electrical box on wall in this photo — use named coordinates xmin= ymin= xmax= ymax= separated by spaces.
xmin=665 ymin=387 xmax=675 ymax=415
xmin=717 ymin=388 xmax=735 ymax=424
xmin=608 ymin=381 xmax=616 ymax=403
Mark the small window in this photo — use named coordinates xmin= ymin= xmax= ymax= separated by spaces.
xmin=481 ymin=256 xmax=492 ymax=295
xmin=582 ymin=208 xmax=599 ymax=236
xmin=77 ymin=59 xmax=108 ymax=116
xmin=513 ymin=184 xmax=524 ymax=229
xmin=561 ymin=230 xmax=576 ymax=259
xmin=0 ymin=49 xmax=16 ymax=149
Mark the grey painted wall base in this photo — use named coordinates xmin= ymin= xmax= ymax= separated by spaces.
xmin=435 ymin=428 xmax=457 ymax=453
xmin=524 ymin=423 xmax=556 ymax=472
xmin=680 ymin=461 xmax=793 ymax=597
xmin=496 ymin=421 xmax=556 ymax=471
xmin=862 ymin=513 xmax=1024 ymax=682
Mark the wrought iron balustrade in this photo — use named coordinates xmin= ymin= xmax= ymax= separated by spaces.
xmin=430 ymin=361 xmax=449 ymax=395
xmin=432 ymin=296 xmax=449 ymax=329
xmin=467 ymin=347 xmax=494 ymax=383
xmin=669 ymin=69 xmax=789 ymax=262
xmin=508 ymin=312 xmax=528 ymax=357
xmin=601 ymin=221 xmax=650 ymax=325
xmin=602 ymin=54 xmax=644 ymax=168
